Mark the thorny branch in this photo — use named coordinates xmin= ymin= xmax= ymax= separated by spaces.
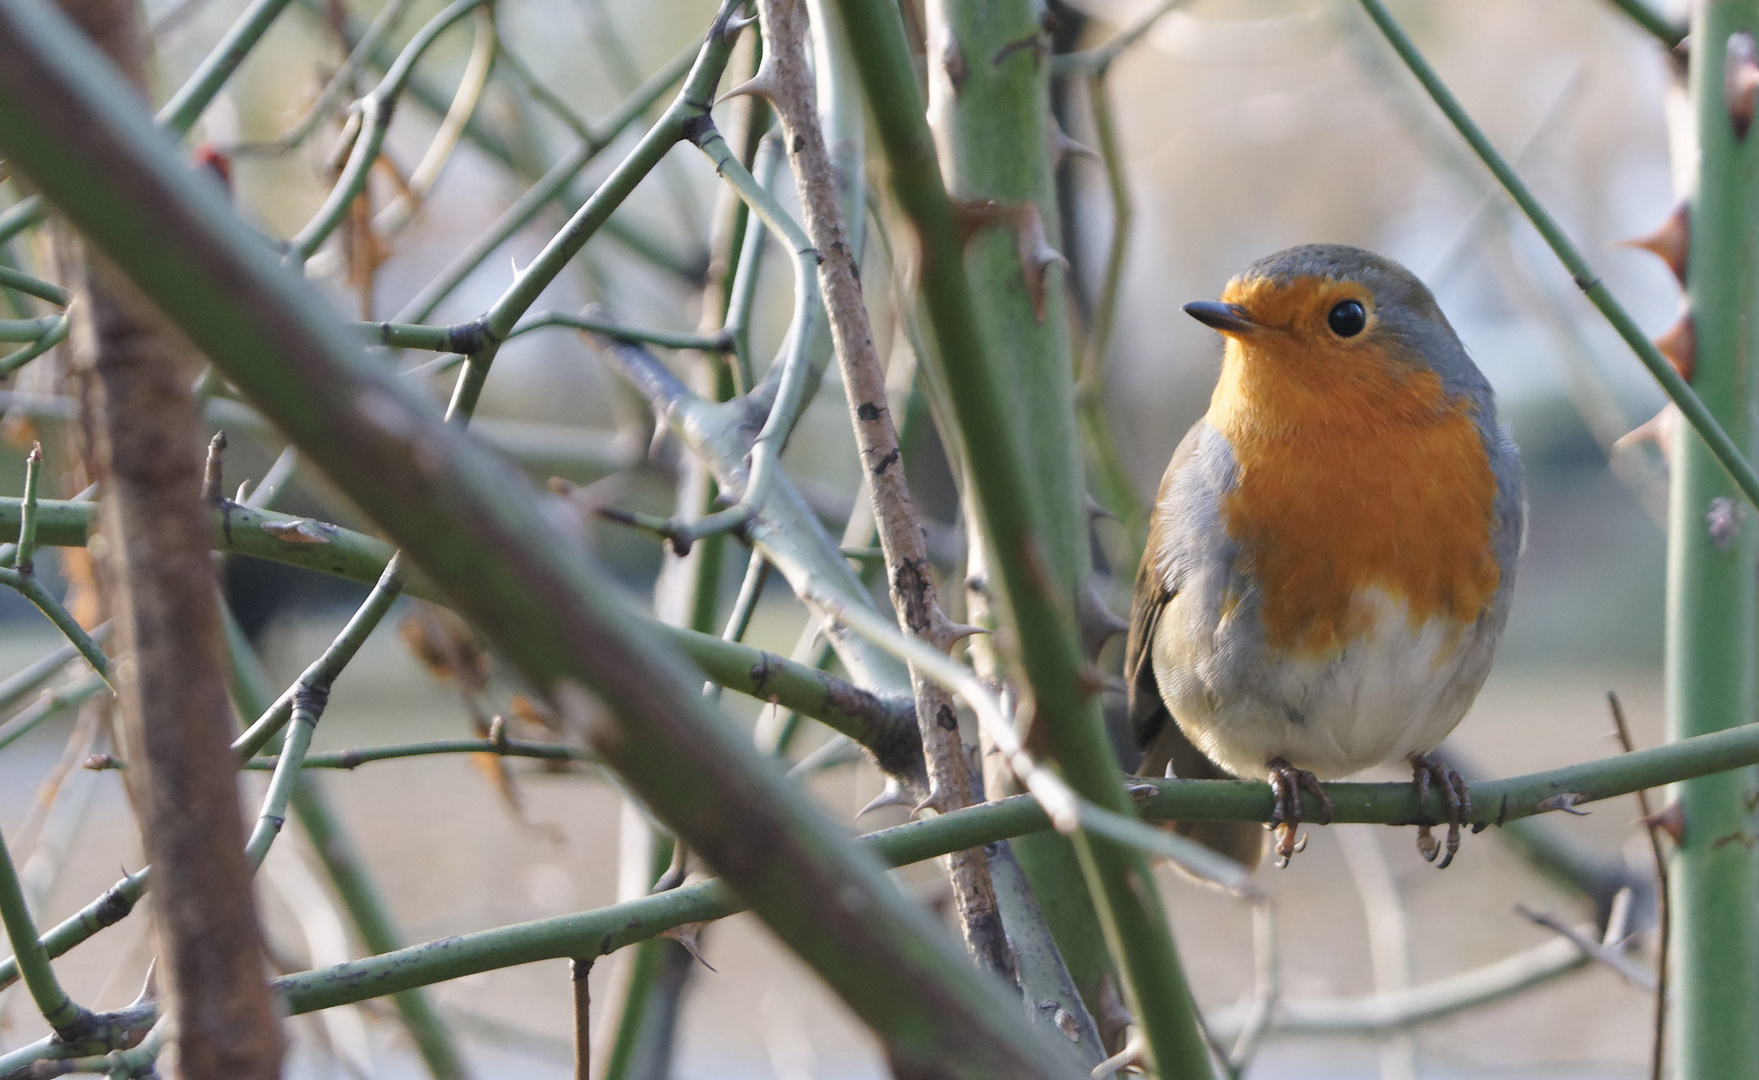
xmin=751 ymin=0 xmax=1008 ymax=974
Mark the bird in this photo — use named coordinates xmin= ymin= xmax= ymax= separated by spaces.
xmin=1125 ymin=244 xmax=1523 ymax=870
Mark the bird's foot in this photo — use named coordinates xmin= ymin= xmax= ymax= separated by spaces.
xmin=1410 ymin=753 xmax=1471 ymax=869
xmin=1265 ymin=757 xmax=1332 ymax=868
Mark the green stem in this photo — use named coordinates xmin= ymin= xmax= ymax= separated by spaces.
xmin=0 ymin=826 xmax=88 ymax=1035
xmin=1601 ymin=0 xmax=1687 ymax=48
xmin=477 ymin=21 xmax=740 ymax=339
xmin=0 ymin=315 xmax=60 ymax=341
xmin=11 ymin=712 xmax=1759 ymax=1005
xmin=0 ymin=494 xmax=916 ymax=749
xmin=0 ymin=0 xmax=1083 ymax=1067
xmin=222 ymin=615 xmax=471 ymax=1080
xmin=0 ymin=316 xmax=68 ymax=375
xmin=1665 ymin=5 xmax=1759 ymax=1077
xmin=1075 ymin=74 xmax=1146 ymax=572
xmin=393 ymin=39 xmax=698 ymax=324
xmin=0 ymin=570 xmax=112 ymax=687
xmin=1357 ymin=0 xmax=1759 ymax=517
xmin=676 ymin=124 xmax=824 ymax=544
xmin=0 ymin=674 xmax=108 ymax=754
xmin=157 ymin=0 xmax=297 ymax=134
xmin=19 ymin=717 xmax=1759 ymax=1062
xmin=0 ymin=0 xmax=298 ymax=246
xmin=0 ymin=264 xmax=67 ymax=306
xmin=15 ymin=444 xmax=39 ymax=575
xmin=285 ymin=0 xmax=486 ymax=264
xmin=837 ymin=0 xmax=1206 ymax=1068
xmin=0 ymin=626 xmax=106 ymax=717
xmin=507 ymin=312 xmax=731 ymax=353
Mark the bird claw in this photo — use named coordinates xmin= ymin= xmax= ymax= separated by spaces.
xmin=1265 ymin=757 xmax=1329 ymax=866
xmin=1411 ymin=754 xmax=1471 ymax=869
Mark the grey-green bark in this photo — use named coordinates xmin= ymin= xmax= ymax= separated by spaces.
xmin=1667 ymin=5 xmax=1759 ymax=1077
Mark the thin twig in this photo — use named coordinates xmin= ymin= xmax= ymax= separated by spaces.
xmin=15 ymin=443 xmax=40 ymax=575
xmin=1518 ymin=891 xmax=1654 ymax=992
xmin=755 ymin=0 xmax=1010 ymax=971
xmin=1356 ymin=0 xmax=1759 ymax=515
xmin=1610 ymin=690 xmax=1669 ymax=1080
xmin=1600 ymin=0 xmax=1686 ymax=48
xmin=284 ymin=0 xmax=488 ymax=264
xmin=572 ymin=957 xmax=591 ymax=1080
xmin=0 ymin=826 xmax=90 ymax=1037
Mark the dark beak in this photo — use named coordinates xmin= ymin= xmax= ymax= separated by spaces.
xmin=1182 ymin=301 xmax=1258 ymax=336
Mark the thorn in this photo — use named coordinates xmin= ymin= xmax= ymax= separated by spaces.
xmin=1074 ymin=663 xmax=1109 ymax=699
xmin=1620 ymin=202 xmax=1688 ymax=284
xmin=1092 ymin=973 xmax=1134 ymax=1058
xmin=1078 ymin=582 xmax=1128 ymax=658
xmin=1051 ymin=120 xmax=1099 ymax=164
xmin=912 ymin=785 xmax=946 ymax=815
xmin=1655 ymin=312 xmax=1696 ymax=381
xmin=1534 ymin=791 xmax=1590 ymax=816
xmin=859 ymin=780 xmax=913 ymax=817
xmin=661 ymin=922 xmax=718 ymax=971
xmin=129 ymin=958 xmax=158 ymax=1008
xmin=717 ymin=65 xmax=779 ymax=106
xmin=235 ymin=480 xmax=252 ymax=503
xmin=943 ymin=34 xmax=968 ymax=95
xmin=1640 ymin=799 xmax=1685 ymax=845
xmin=83 ymin=753 xmax=121 ymax=771
xmin=937 ymin=618 xmax=989 ymax=643
xmin=950 ymin=196 xmax=1005 ymax=246
xmin=1611 ymin=403 xmax=1677 ymax=462
xmin=1015 ymin=202 xmax=1068 ymax=322
xmin=1085 ymin=493 xmax=1119 ymax=522
xmin=1125 ymin=783 xmax=1158 ymax=798
xmin=720 ymin=8 xmax=758 ymax=38
xmin=1728 ymin=30 xmax=1759 ymax=139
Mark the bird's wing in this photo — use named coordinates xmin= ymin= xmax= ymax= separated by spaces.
xmin=1125 ymin=424 xmax=1228 ymax=783
xmin=1126 ymin=423 xmax=1265 ymax=869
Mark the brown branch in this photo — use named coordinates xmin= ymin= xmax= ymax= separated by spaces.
xmin=571 ymin=957 xmax=591 ymax=1080
xmin=754 ymin=0 xmax=1008 ymax=975
xmin=1609 ymin=691 xmax=1669 ymax=1080
xmin=52 ymin=1 xmax=281 ymax=1073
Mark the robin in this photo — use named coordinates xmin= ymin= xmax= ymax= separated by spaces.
xmin=1126 ymin=244 xmax=1523 ymax=869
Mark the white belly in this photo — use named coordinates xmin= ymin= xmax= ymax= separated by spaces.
xmin=1154 ymin=587 xmax=1492 ymax=781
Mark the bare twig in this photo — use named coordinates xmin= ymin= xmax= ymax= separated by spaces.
xmin=755 ymin=0 xmax=1007 ymax=972
xmin=1338 ymin=825 xmax=1417 ymax=1080
xmin=1610 ymin=690 xmax=1669 ymax=1080
xmin=572 ymin=958 xmax=591 ymax=1080
xmin=1518 ymin=890 xmax=1654 ymax=992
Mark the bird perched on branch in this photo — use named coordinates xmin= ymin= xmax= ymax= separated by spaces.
xmin=1127 ymin=244 xmax=1523 ymax=869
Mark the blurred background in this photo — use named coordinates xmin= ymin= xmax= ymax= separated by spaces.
xmin=0 ymin=0 xmax=1694 ymax=1076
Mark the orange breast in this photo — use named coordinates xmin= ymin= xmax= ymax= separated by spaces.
xmin=1206 ymin=335 xmax=1501 ymax=657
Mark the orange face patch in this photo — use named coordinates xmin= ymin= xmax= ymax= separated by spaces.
xmin=1205 ymin=276 xmax=1500 ymax=656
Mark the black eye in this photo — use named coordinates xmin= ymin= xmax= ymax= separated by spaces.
xmin=1328 ymin=300 xmax=1367 ymax=338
